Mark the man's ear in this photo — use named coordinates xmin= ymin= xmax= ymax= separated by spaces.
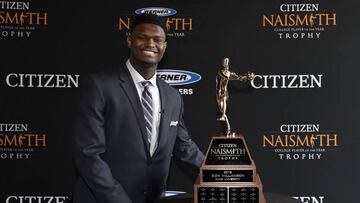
xmin=163 ymin=41 xmax=167 ymax=51
xmin=127 ymin=35 xmax=131 ymax=48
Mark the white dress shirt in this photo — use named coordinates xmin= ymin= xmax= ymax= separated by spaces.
xmin=126 ymin=59 xmax=161 ymax=156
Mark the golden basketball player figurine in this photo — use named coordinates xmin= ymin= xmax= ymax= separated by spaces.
xmin=216 ymin=58 xmax=254 ymax=136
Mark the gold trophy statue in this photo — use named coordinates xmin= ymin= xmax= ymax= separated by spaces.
xmin=194 ymin=58 xmax=266 ymax=203
xmin=216 ymin=58 xmax=254 ymax=136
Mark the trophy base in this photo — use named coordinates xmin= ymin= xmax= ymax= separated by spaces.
xmin=194 ymin=134 xmax=266 ymax=203
xmin=194 ymin=174 xmax=266 ymax=203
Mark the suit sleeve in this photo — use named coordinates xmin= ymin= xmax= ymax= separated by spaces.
xmin=172 ymin=94 xmax=204 ymax=174
xmin=72 ymin=76 xmax=132 ymax=203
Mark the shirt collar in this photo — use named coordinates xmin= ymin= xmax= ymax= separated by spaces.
xmin=126 ymin=59 xmax=157 ymax=87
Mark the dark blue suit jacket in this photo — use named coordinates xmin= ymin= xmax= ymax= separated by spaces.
xmin=72 ymin=65 xmax=204 ymax=203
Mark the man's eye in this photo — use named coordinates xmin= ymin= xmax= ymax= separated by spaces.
xmin=154 ymin=38 xmax=164 ymax=43
xmin=137 ymin=36 xmax=146 ymax=40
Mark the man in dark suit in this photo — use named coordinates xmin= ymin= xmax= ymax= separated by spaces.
xmin=72 ymin=14 xmax=204 ymax=203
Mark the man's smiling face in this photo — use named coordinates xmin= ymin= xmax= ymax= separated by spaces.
xmin=127 ymin=23 xmax=167 ymax=68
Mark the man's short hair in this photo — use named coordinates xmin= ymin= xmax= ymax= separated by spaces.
xmin=130 ymin=14 xmax=167 ymax=35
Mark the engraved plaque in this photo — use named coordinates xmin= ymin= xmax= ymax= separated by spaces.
xmin=197 ymin=187 xmax=227 ymax=203
xmin=228 ymin=187 xmax=259 ymax=203
xmin=202 ymin=169 xmax=254 ymax=183
xmin=205 ymin=137 xmax=251 ymax=165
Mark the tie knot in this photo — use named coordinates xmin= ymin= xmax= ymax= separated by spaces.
xmin=141 ymin=81 xmax=151 ymax=88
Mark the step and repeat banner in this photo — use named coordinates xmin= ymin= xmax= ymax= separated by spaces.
xmin=1 ymin=0 xmax=359 ymax=202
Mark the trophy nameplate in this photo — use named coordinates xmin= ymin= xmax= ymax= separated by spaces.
xmin=194 ymin=58 xmax=266 ymax=203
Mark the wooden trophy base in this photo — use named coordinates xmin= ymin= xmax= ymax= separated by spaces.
xmin=194 ymin=174 xmax=266 ymax=203
xmin=194 ymin=134 xmax=266 ymax=203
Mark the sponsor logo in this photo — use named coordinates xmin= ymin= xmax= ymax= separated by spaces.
xmin=251 ymin=74 xmax=322 ymax=89
xmin=262 ymin=3 xmax=337 ymax=39
xmin=262 ymin=124 xmax=339 ymax=160
xmin=135 ymin=7 xmax=177 ymax=17
xmin=293 ymin=196 xmax=325 ymax=203
xmin=157 ymin=69 xmax=201 ymax=95
xmin=0 ymin=1 xmax=48 ymax=38
xmin=0 ymin=123 xmax=47 ymax=160
xmin=5 ymin=195 xmax=69 ymax=203
xmin=5 ymin=73 xmax=80 ymax=88
xmin=157 ymin=69 xmax=201 ymax=86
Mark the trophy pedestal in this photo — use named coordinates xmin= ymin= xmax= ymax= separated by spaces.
xmin=194 ymin=135 xmax=266 ymax=203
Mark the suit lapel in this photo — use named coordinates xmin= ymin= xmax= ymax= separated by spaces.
xmin=118 ymin=66 xmax=150 ymax=154
xmin=154 ymin=79 xmax=171 ymax=156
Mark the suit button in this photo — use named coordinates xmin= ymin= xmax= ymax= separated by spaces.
xmin=143 ymin=191 xmax=148 ymax=195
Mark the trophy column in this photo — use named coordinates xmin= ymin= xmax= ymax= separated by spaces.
xmin=194 ymin=58 xmax=266 ymax=203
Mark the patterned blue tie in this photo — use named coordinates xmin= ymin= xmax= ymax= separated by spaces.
xmin=141 ymin=81 xmax=154 ymax=147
